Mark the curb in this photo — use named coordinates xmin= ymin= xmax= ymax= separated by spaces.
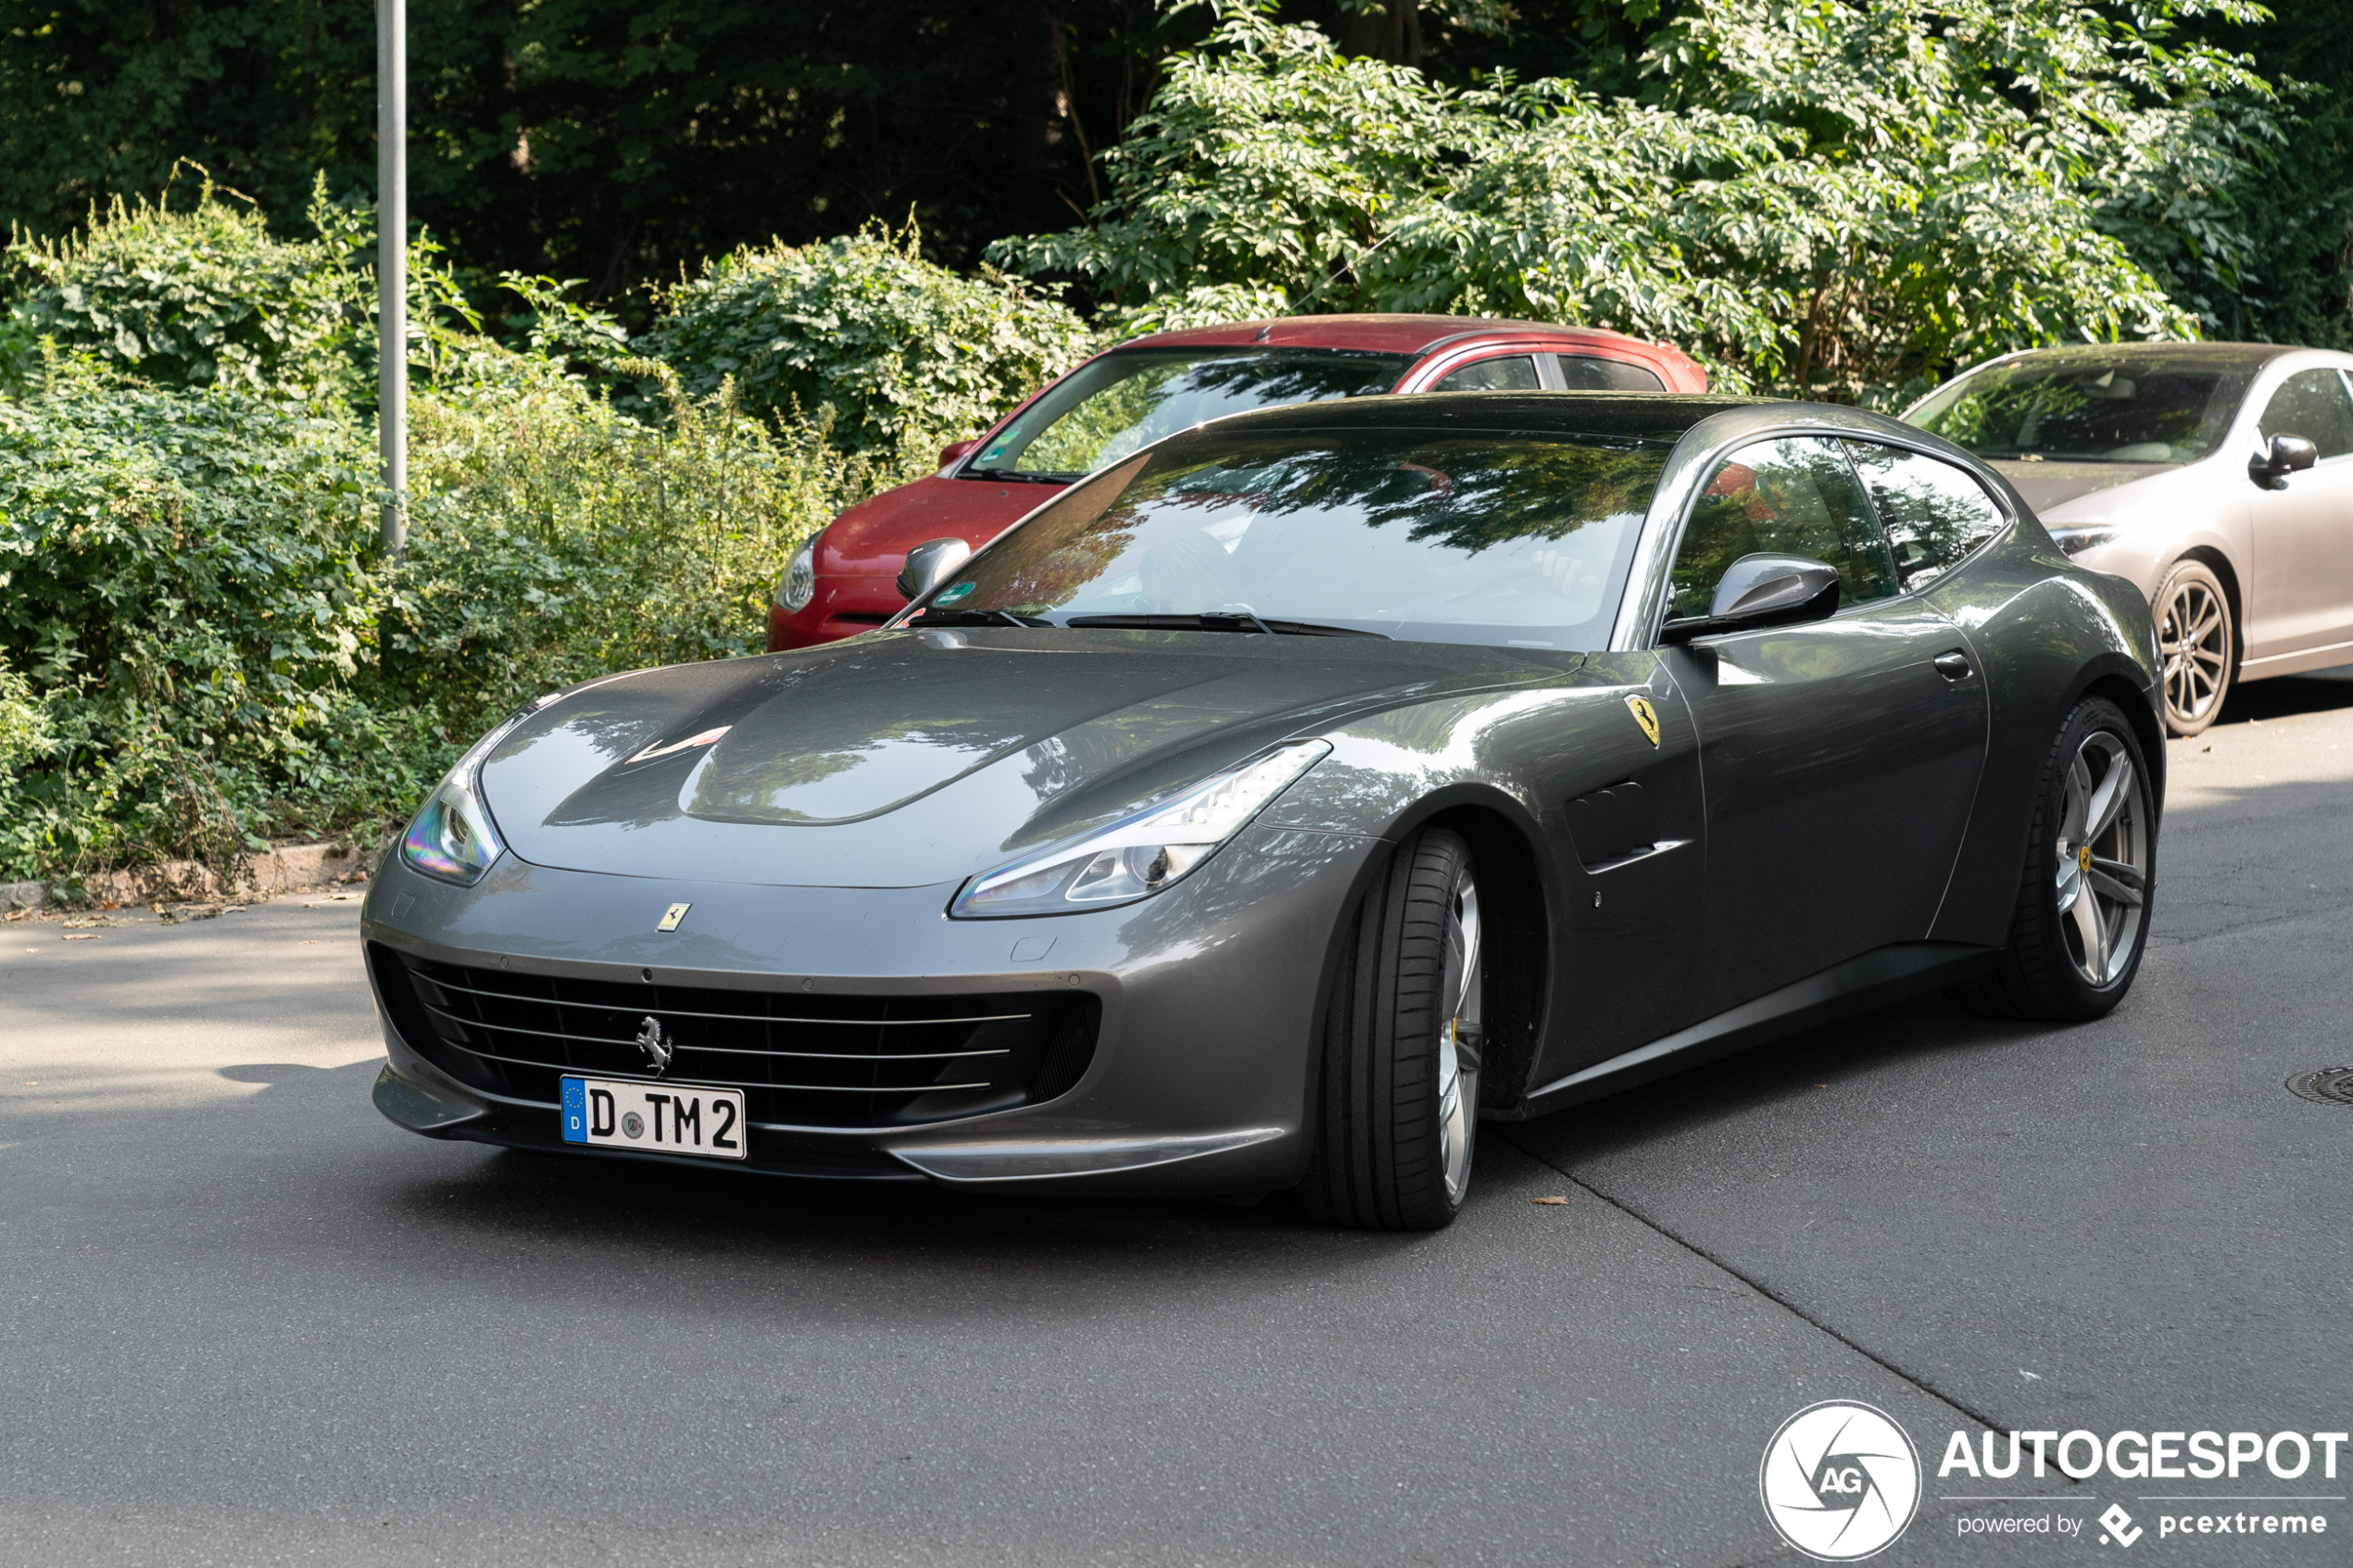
xmin=0 ymin=842 xmax=371 ymax=911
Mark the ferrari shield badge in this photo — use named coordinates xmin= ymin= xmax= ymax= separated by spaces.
xmin=656 ymin=902 xmax=691 ymax=933
xmin=1625 ymin=694 xmax=1661 ymax=747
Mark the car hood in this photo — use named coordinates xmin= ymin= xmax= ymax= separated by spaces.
xmin=479 ymin=630 xmax=1566 ymax=889
xmin=1985 ymin=458 xmax=2179 ymax=517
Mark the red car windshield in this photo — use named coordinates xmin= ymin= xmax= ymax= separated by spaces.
xmin=966 ymin=347 xmax=1411 ymax=481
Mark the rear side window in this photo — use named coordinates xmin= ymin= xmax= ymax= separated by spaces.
xmin=2258 ymin=369 xmax=2353 ymax=459
xmin=1433 ymin=355 xmax=1541 ymax=392
xmin=1558 ymin=355 xmax=1665 ymax=392
xmin=1843 ymin=443 xmax=2007 ymax=593
xmin=1667 ymin=437 xmax=1896 ymax=621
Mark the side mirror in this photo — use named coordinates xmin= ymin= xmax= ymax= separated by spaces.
xmin=2248 ymin=433 xmax=2318 ymax=489
xmin=896 ymin=536 xmax=974 ymax=601
xmin=1659 ymin=553 xmax=1842 ymax=644
xmin=938 ymin=439 xmax=978 ymax=471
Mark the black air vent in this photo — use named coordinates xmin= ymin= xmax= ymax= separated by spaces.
xmin=370 ymin=944 xmax=1097 ymax=1132
xmin=1566 ymin=782 xmax=1658 ymax=870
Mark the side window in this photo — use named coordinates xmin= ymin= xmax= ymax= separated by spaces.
xmin=1667 ymin=438 xmax=1896 ymax=621
xmin=1557 ymin=355 xmax=1665 ymax=392
xmin=1844 ymin=443 xmax=2007 ymax=593
xmin=2257 ymin=368 xmax=2353 ymax=458
xmin=1432 ymin=355 xmax=1541 ymax=393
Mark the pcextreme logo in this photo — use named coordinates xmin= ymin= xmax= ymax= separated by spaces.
xmin=1761 ymin=1401 xmax=1923 ymax=1561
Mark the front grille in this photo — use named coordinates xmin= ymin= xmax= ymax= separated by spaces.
xmin=371 ymin=944 xmax=1097 ymax=1130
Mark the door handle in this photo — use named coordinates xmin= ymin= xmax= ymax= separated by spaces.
xmin=1932 ymin=650 xmax=1973 ymax=681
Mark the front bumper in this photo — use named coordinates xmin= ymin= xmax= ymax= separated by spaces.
xmin=363 ymin=823 xmax=1385 ymax=1196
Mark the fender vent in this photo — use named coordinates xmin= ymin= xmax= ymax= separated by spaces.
xmin=1566 ymin=782 xmax=1658 ymax=870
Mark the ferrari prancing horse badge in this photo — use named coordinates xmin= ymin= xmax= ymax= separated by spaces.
xmin=1625 ymin=694 xmax=1661 ymax=747
xmin=657 ymin=902 xmax=691 ymax=933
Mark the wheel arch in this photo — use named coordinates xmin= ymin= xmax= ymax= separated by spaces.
xmin=1384 ymin=789 xmax=1556 ymax=1113
xmin=2074 ymin=666 xmax=2168 ymax=830
xmin=2168 ymin=545 xmax=2245 ymax=676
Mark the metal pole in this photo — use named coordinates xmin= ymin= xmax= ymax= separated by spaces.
xmin=377 ymin=0 xmax=407 ymax=558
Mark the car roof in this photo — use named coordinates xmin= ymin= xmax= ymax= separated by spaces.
xmin=1117 ymin=313 xmax=1667 ymax=358
xmin=1168 ymin=389 xmax=1771 ymax=445
xmin=1972 ymin=341 xmax=2308 ymax=373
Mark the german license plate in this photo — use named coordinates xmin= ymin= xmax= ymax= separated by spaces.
xmin=560 ymin=1075 xmax=746 ymax=1161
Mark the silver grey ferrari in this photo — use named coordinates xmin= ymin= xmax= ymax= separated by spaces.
xmin=366 ymin=393 xmax=2162 ymax=1229
xmin=1906 ymin=341 xmax=2353 ymax=734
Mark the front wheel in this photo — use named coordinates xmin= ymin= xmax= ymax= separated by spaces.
xmin=1956 ymin=696 xmax=2156 ymax=1022
xmin=1301 ymin=826 xmax=1483 ymax=1231
xmin=2154 ymin=558 xmax=2233 ymax=736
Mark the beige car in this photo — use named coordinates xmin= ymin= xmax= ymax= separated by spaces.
xmin=1906 ymin=342 xmax=2353 ymax=734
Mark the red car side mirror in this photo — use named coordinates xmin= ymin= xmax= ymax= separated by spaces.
xmin=938 ymin=439 xmax=977 ymax=470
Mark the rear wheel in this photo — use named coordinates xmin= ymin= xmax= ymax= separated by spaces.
xmin=1956 ymin=696 xmax=2155 ymax=1021
xmin=2154 ymin=558 xmax=2233 ymax=737
xmin=1301 ymin=826 xmax=1483 ymax=1231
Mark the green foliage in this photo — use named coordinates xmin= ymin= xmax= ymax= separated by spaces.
xmin=644 ymin=222 xmax=1096 ymax=449
xmin=0 ymin=2 xmax=1209 ymax=316
xmin=386 ymin=363 xmax=919 ymax=727
xmin=0 ymin=375 xmax=387 ymax=880
xmin=0 ymin=320 xmax=914 ymax=883
xmin=995 ymin=0 xmax=2279 ymax=401
xmin=2 ymin=169 xmax=366 ymax=401
xmin=0 ymin=646 xmax=49 ymax=776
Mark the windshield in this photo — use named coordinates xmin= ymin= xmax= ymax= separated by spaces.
xmin=917 ymin=428 xmax=1668 ymax=649
xmin=1906 ymin=353 xmax=2258 ymax=465
xmin=965 ymin=347 xmax=1412 ymax=481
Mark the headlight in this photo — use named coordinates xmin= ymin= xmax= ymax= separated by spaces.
xmin=399 ymin=696 xmax=562 ymax=886
xmin=2048 ymin=525 xmax=2120 ymax=557
xmin=774 ymin=535 xmax=819 ymax=612
xmin=950 ymin=741 xmax=1331 ymax=919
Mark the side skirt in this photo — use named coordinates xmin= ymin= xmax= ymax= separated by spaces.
xmin=1503 ymin=941 xmax=2002 ymax=1121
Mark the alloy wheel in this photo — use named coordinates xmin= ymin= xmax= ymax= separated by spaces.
xmin=1436 ymin=869 xmax=1483 ymax=1204
xmin=2158 ymin=574 xmax=2230 ymax=731
xmin=2054 ymin=729 xmax=2150 ymax=987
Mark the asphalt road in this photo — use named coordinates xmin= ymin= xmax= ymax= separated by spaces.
xmin=4 ymin=680 xmax=2349 ymax=1567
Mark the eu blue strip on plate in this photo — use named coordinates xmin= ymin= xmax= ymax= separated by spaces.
xmin=560 ymin=1076 xmax=587 ymax=1143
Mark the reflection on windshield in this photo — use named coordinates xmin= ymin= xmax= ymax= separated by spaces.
xmin=1908 ymin=355 xmax=2256 ymax=464
xmin=926 ymin=431 xmax=1668 ymax=649
xmin=969 ymin=348 xmax=1411 ymax=479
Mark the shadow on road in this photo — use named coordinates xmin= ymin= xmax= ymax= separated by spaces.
xmin=2212 ymin=671 xmax=2353 ymax=726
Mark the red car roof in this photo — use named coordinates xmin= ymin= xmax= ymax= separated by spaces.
xmin=1124 ymin=312 xmax=1663 ymax=358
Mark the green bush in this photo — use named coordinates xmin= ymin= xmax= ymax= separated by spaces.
xmin=0 ymin=370 xmax=387 ymax=881
xmin=387 ymin=359 xmax=918 ymax=732
xmin=644 ymin=221 xmax=1095 ymax=450
xmin=2 ymin=169 xmax=365 ymax=403
xmin=0 ymin=336 xmax=915 ymax=883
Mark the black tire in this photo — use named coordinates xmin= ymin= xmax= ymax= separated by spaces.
xmin=1955 ymin=696 xmax=2156 ymax=1022
xmin=2153 ymin=558 xmax=2233 ymax=737
xmin=1301 ymin=826 xmax=1481 ymax=1231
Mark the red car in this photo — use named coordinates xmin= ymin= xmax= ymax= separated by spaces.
xmin=767 ymin=314 xmax=1708 ymax=648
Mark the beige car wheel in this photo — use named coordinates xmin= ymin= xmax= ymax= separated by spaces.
xmin=2154 ymin=558 xmax=2233 ymax=737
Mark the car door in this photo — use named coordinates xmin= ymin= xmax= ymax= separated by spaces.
xmin=2246 ymin=366 xmax=2353 ymax=659
xmin=1663 ymin=435 xmax=1991 ymax=1023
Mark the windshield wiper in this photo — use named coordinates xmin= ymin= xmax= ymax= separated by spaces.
xmin=911 ymin=607 xmax=1052 ymax=628
xmin=1064 ymin=612 xmax=1388 ymax=639
xmin=957 ymin=467 xmax=1070 ymax=483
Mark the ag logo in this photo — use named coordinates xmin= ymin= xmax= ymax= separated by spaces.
xmin=1625 ymin=693 xmax=1661 ymax=747
xmin=1760 ymin=1400 xmax=1920 ymax=1561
